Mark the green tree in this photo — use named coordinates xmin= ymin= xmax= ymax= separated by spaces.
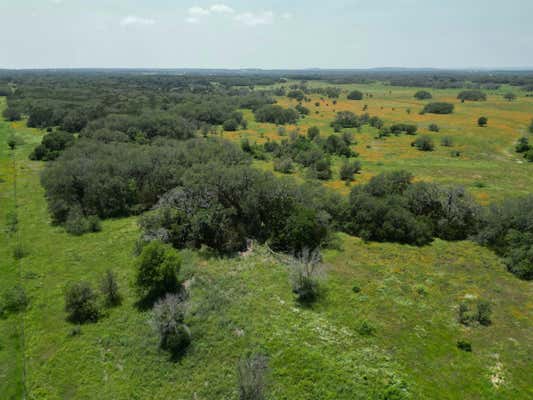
xmin=135 ymin=241 xmax=181 ymax=302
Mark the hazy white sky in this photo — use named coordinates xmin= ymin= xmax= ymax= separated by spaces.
xmin=1 ymin=0 xmax=533 ymax=69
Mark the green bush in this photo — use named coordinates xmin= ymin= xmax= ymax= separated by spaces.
xmin=457 ymin=340 xmax=472 ymax=352
xmin=477 ymin=116 xmax=488 ymax=127
xmin=65 ymin=281 xmax=99 ymax=323
xmin=441 ymin=136 xmax=453 ymax=147
xmin=477 ymin=300 xmax=492 ymax=326
xmin=307 ymin=126 xmax=320 ymax=140
xmin=339 ymin=160 xmax=362 ymax=181
xmin=357 ymin=320 xmax=376 ymax=336
xmin=347 ymin=90 xmax=363 ymax=100
xmin=99 ymin=270 xmax=121 ymax=307
xmin=223 ymin=118 xmax=239 ymax=131
xmin=13 ymin=242 xmax=28 ymax=260
xmin=411 ymin=135 xmax=435 ymax=151
xmin=273 ymin=157 xmax=293 ymax=174
xmin=428 ymin=123 xmax=439 ymax=132
xmin=2 ymin=107 xmax=21 ymax=121
xmin=0 ymin=285 xmax=28 ymax=315
xmin=135 ymin=241 xmax=181 ymax=302
xmin=414 ymin=90 xmax=432 ymax=100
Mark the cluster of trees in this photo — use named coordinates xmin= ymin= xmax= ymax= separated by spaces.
xmin=139 ymin=163 xmax=338 ymax=254
xmin=254 ymin=105 xmax=299 ymax=125
xmin=29 ymin=130 xmax=74 ymax=161
xmin=420 ymin=102 xmax=454 ymax=114
xmin=457 ymin=90 xmax=487 ymax=102
xmin=262 ymin=127 xmax=359 ymax=180
xmin=41 ymin=138 xmax=249 ymax=224
xmin=343 ymin=171 xmax=480 ymax=245
xmin=475 ymin=195 xmax=533 ymax=280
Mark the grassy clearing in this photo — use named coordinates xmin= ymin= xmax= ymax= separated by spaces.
xmin=231 ymin=83 xmax=533 ymax=203
xmin=1 ymin=87 xmax=533 ymax=399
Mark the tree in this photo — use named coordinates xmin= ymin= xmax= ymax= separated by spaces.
xmin=347 ymin=90 xmax=363 ymax=100
xmin=414 ymin=90 xmax=432 ymax=100
xmin=529 ymin=119 xmax=533 ymax=134
xmin=65 ymin=281 xmax=99 ymax=323
xmin=411 ymin=135 xmax=435 ymax=151
xmin=135 ymin=241 xmax=181 ymax=302
xmin=503 ymin=92 xmax=516 ymax=101
xmin=223 ymin=118 xmax=239 ymax=131
xmin=478 ymin=116 xmax=488 ymax=127
xmin=254 ymin=105 xmax=299 ymax=125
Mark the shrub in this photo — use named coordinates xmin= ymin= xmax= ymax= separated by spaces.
xmin=237 ymin=354 xmax=269 ymax=400
xmin=7 ymin=135 xmax=17 ymax=150
xmin=287 ymin=89 xmax=305 ymax=101
xmin=223 ymin=119 xmax=239 ymax=131
xmin=477 ymin=300 xmax=492 ymax=326
xmin=357 ymin=320 xmax=376 ymax=336
xmin=515 ymin=137 xmax=530 ymax=153
xmin=414 ymin=90 xmax=432 ymax=100
xmin=100 ymin=270 xmax=121 ymax=307
xmin=307 ymin=126 xmax=320 ymax=140
xmin=458 ymin=90 xmax=487 ymax=101
xmin=457 ymin=340 xmax=472 ymax=352
xmin=477 ymin=116 xmax=488 ymax=127
xmin=529 ymin=119 xmax=533 ymax=134
xmin=29 ymin=130 xmax=75 ymax=161
xmin=313 ymin=158 xmax=332 ymax=180
xmin=151 ymin=294 xmax=190 ymax=358
xmin=428 ymin=123 xmax=439 ymax=132
xmin=339 ymin=161 xmax=362 ymax=181
xmin=135 ymin=241 xmax=181 ymax=302
xmin=295 ymin=104 xmax=310 ymax=115
xmin=411 ymin=135 xmax=435 ymax=151
xmin=390 ymin=123 xmax=417 ymax=135
xmin=289 ymin=248 xmax=325 ymax=304
xmin=65 ymin=282 xmax=99 ymax=323
xmin=441 ymin=136 xmax=453 ymax=147
xmin=0 ymin=285 xmax=28 ymax=315
xmin=64 ymin=207 xmax=90 ymax=236
xmin=458 ymin=300 xmax=491 ymax=326
xmin=421 ymin=102 xmax=454 ymax=115
xmin=347 ymin=90 xmax=363 ymax=100
xmin=503 ymin=92 xmax=516 ymax=101
xmin=273 ymin=157 xmax=293 ymax=174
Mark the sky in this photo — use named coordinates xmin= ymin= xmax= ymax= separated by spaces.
xmin=1 ymin=0 xmax=533 ymax=69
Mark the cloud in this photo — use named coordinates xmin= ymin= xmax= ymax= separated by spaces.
xmin=120 ymin=16 xmax=156 ymax=27
xmin=185 ymin=4 xmax=280 ymax=26
xmin=188 ymin=6 xmax=210 ymax=16
xmin=210 ymin=4 xmax=234 ymax=14
xmin=281 ymin=12 xmax=292 ymax=20
xmin=234 ymin=11 xmax=274 ymax=26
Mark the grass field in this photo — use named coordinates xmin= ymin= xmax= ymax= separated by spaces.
xmin=1 ymin=84 xmax=533 ymax=399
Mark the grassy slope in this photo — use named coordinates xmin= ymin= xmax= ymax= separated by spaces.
xmin=1 ymin=88 xmax=533 ymax=398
